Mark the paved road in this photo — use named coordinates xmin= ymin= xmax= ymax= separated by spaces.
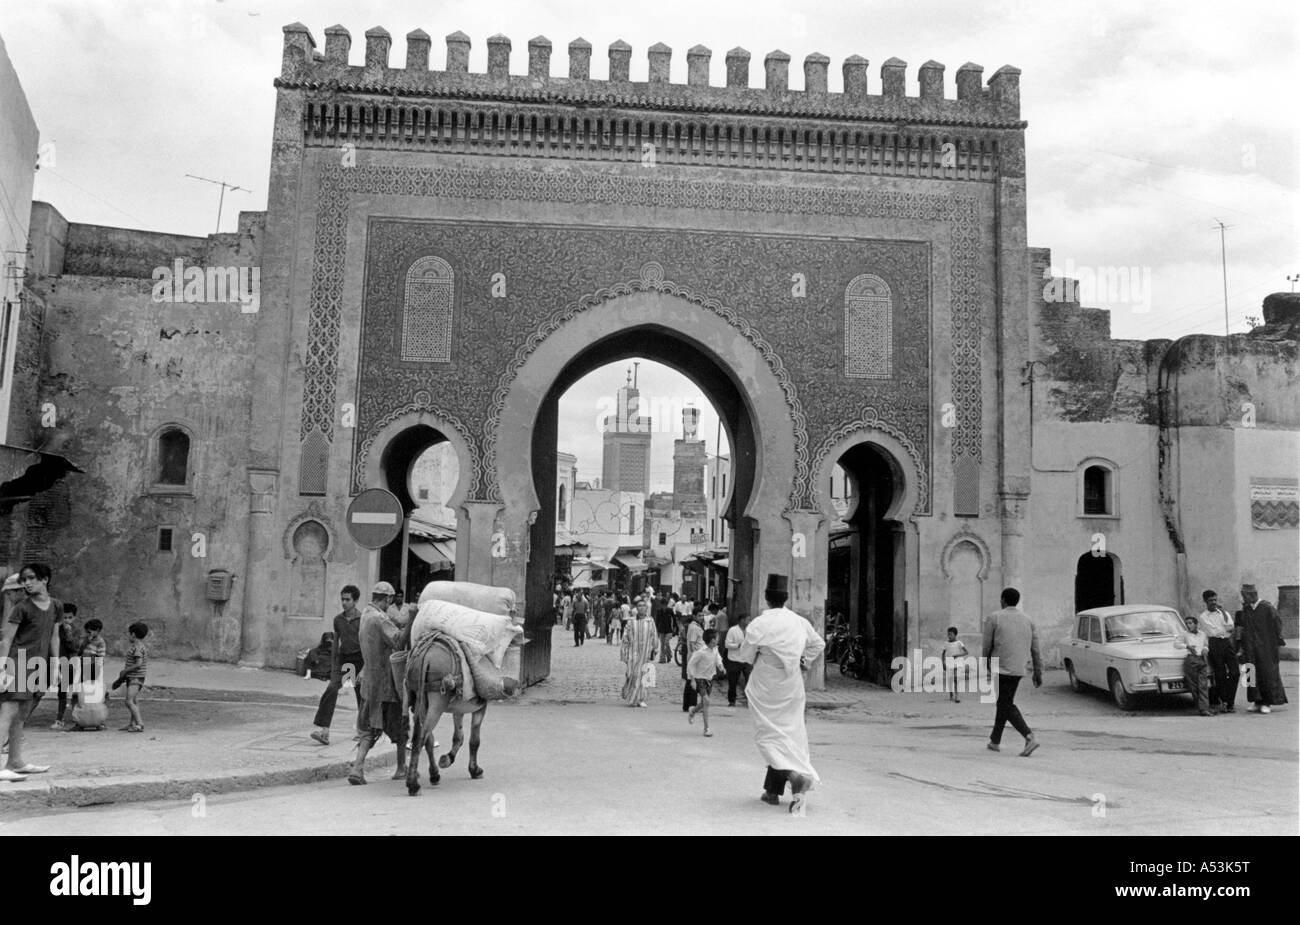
xmin=4 ymin=627 xmax=1294 ymax=836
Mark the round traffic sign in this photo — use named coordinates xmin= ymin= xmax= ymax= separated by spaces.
xmin=346 ymin=488 xmax=404 ymax=549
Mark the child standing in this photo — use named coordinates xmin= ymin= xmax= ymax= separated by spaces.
xmin=943 ymin=627 xmax=970 ymax=702
xmin=111 ymin=622 xmax=148 ymax=732
xmin=51 ymin=603 xmax=81 ymax=730
xmin=686 ymin=629 xmax=725 ymax=736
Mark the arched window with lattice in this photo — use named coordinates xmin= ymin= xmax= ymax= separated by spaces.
xmin=844 ymin=273 xmax=893 ymax=379
xmin=402 ymin=256 xmax=454 ymax=363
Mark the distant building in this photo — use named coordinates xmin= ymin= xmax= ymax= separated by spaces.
xmin=672 ymin=405 xmax=707 ymax=515
xmin=555 ymin=451 xmax=576 ymax=531
xmin=601 ymin=367 xmax=652 ymax=495
xmin=409 ymin=441 xmax=459 ymax=528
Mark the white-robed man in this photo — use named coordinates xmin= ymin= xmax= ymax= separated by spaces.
xmin=731 ymin=574 xmax=825 ymax=813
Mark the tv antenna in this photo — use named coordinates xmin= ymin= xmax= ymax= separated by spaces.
xmin=186 ymin=174 xmax=250 ymax=233
xmin=1212 ymin=219 xmax=1234 ymax=334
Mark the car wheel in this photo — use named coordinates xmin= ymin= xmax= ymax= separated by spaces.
xmin=1108 ymin=671 xmax=1133 ymax=710
xmin=1065 ymin=661 xmax=1084 ymax=692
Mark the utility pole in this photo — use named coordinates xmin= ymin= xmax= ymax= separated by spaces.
xmin=1213 ymin=219 xmax=1233 ymax=334
xmin=186 ymin=174 xmax=250 ymax=233
xmin=1287 ymin=273 xmax=1299 ymax=293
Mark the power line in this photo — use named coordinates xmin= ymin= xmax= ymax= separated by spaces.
xmin=1135 ymin=262 xmax=1294 ymax=338
xmin=41 ymin=167 xmax=151 ymax=227
xmin=1087 ymin=148 xmax=1295 ymax=194
xmin=1053 ymin=155 xmax=1285 ymax=222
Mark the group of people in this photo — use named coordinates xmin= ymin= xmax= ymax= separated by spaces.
xmin=1181 ymin=584 xmax=1289 ymax=716
xmin=554 ymin=589 xmax=627 ymax=645
xmin=611 ymin=576 xmax=821 ymax=811
xmin=977 ymin=582 xmax=1290 ymax=763
xmin=306 ymin=581 xmax=425 ymax=786
xmin=0 ymin=563 xmax=149 ymax=782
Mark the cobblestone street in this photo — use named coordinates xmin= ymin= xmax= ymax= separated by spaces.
xmin=520 ymin=624 xmax=736 ymax=707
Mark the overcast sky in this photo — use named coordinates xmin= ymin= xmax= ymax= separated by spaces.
xmin=2 ymin=0 xmax=1294 ymax=488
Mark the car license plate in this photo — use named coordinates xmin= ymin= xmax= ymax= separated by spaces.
xmin=1160 ymin=679 xmax=1185 ymax=692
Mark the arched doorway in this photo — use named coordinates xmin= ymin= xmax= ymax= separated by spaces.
xmin=828 ymin=442 xmax=904 ymax=685
xmin=495 ymin=290 xmax=800 ymax=687
xmin=372 ymin=423 xmax=461 ymax=603
xmin=1075 ymin=551 xmax=1123 ymax=612
xmin=524 ymin=331 xmax=759 ymax=684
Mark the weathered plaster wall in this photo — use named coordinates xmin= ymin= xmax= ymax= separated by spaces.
xmin=1231 ymin=429 xmax=1300 ymax=601
xmin=1023 ymin=422 xmax=1172 ymax=660
xmin=26 ymin=213 xmax=263 ymax=660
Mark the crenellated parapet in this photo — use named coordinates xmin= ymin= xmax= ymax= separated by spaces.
xmin=277 ymin=23 xmax=1024 ymax=180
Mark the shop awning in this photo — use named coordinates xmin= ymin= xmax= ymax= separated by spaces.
xmin=712 ymin=557 xmax=729 ymax=569
xmin=407 ymin=513 xmax=455 ymax=541
xmin=613 ymin=552 xmax=647 ymax=573
xmin=409 ymin=539 xmax=455 ymax=567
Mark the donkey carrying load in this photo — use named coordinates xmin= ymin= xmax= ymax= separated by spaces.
xmin=400 ymin=582 xmax=524 ymax=797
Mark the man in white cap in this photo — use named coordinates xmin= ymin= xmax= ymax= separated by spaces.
xmin=349 ymin=582 xmax=408 ymax=785
xmin=731 ymin=574 xmax=825 ymax=813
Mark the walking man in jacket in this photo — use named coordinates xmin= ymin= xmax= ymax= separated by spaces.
xmin=982 ymin=587 xmax=1042 ymax=757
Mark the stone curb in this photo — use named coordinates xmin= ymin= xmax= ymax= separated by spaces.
xmin=0 ymin=750 xmax=397 ymax=814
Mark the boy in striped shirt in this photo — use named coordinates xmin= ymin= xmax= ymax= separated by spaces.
xmin=111 ymin=622 xmax=149 ymax=732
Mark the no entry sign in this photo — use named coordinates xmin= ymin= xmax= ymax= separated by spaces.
xmin=346 ymin=488 xmax=404 ymax=549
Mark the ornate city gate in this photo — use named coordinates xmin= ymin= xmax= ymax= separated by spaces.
xmin=239 ymin=23 xmax=1031 ymax=686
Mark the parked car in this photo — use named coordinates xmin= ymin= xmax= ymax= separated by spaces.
xmin=1063 ymin=605 xmax=1191 ymax=709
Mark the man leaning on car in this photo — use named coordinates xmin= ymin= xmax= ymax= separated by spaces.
xmin=1197 ymin=589 xmax=1239 ymax=714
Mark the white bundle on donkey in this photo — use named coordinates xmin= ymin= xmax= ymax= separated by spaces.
xmin=401 ymin=581 xmax=528 ymax=795
xmin=412 ymin=581 xmax=524 ymax=701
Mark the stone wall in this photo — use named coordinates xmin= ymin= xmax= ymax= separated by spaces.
xmin=23 ymin=204 xmax=263 ymax=660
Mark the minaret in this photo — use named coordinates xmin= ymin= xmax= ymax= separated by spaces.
xmin=672 ymin=404 xmax=707 ymax=515
xmin=601 ymin=366 xmax=652 ymax=494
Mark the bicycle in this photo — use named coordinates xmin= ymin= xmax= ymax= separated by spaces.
xmin=839 ymin=634 xmax=868 ymax=679
xmin=825 ymin=623 xmax=851 ymax=663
